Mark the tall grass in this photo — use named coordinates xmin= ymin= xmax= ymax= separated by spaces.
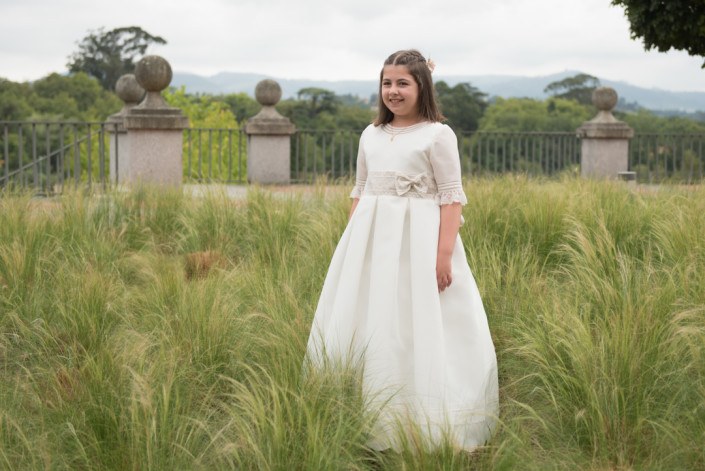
xmin=1 ymin=178 xmax=704 ymax=470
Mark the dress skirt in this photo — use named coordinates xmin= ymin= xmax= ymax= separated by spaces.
xmin=307 ymin=192 xmax=499 ymax=451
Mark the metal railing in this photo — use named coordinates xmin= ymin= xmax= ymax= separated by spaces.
xmin=3 ymin=121 xmax=705 ymax=192
xmin=291 ymin=129 xmax=360 ymax=182
xmin=184 ymin=128 xmax=247 ymax=184
xmin=1 ymin=121 xmax=116 ymax=193
xmin=457 ymin=131 xmax=581 ymax=177
xmin=630 ymin=133 xmax=705 ymax=183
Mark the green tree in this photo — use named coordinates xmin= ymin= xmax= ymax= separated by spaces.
xmin=620 ymin=109 xmax=705 ymax=134
xmin=435 ymin=81 xmax=487 ymax=131
xmin=479 ymin=97 xmax=592 ymax=132
xmin=67 ymin=26 xmax=167 ymax=91
xmin=216 ymin=93 xmax=260 ymax=124
xmin=544 ymin=73 xmax=601 ymax=106
xmin=277 ymin=88 xmax=338 ymax=129
xmin=0 ymin=73 xmax=120 ymax=121
xmin=611 ymin=0 xmax=705 ymax=67
xmin=31 ymin=73 xmax=121 ymax=120
xmin=277 ymin=88 xmax=374 ymax=131
xmin=296 ymin=88 xmax=339 ymax=118
xmin=0 ymin=79 xmax=33 ymax=120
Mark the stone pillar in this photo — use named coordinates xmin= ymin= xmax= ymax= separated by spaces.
xmin=577 ymin=87 xmax=634 ymax=179
xmin=123 ymin=55 xmax=189 ymax=186
xmin=245 ymin=79 xmax=296 ymax=184
xmin=106 ymin=74 xmax=144 ymax=183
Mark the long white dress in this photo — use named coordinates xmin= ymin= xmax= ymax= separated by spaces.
xmin=307 ymin=121 xmax=498 ymax=451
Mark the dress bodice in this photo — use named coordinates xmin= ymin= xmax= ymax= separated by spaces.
xmin=350 ymin=122 xmax=468 ymax=205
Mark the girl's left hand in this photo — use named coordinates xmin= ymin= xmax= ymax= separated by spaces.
xmin=436 ymin=255 xmax=452 ymax=292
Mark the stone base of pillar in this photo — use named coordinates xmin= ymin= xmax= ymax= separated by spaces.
xmin=247 ymin=135 xmax=291 ymax=184
xmin=580 ymin=138 xmax=629 ymax=179
xmin=109 ymin=131 xmax=128 ymax=183
xmin=125 ymin=130 xmax=183 ymax=186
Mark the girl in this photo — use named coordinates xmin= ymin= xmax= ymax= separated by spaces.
xmin=307 ymin=49 xmax=498 ymax=452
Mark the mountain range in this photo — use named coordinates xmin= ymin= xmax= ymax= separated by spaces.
xmin=171 ymin=70 xmax=705 ymax=113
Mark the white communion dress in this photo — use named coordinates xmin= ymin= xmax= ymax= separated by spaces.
xmin=307 ymin=121 xmax=498 ymax=451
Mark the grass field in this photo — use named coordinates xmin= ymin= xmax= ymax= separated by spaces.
xmin=1 ymin=177 xmax=704 ymax=470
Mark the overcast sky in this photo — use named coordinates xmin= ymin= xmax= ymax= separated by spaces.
xmin=1 ymin=0 xmax=703 ymax=92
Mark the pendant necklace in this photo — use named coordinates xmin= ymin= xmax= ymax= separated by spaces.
xmin=384 ymin=122 xmax=427 ymax=142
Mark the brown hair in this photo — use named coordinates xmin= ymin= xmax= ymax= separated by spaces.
xmin=373 ymin=49 xmax=445 ymax=126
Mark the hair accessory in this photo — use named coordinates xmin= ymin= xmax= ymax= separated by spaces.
xmin=426 ymin=58 xmax=436 ymax=74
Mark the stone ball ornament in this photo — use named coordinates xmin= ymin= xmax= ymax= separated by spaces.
xmin=134 ymin=55 xmax=173 ymax=92
xmin=115 ymin=74 xmax=145 ymax=104
xmin=592 ymin=87 xmax=618 ymax=112
xmin=255 ymin=79 xmax=283 ymax=107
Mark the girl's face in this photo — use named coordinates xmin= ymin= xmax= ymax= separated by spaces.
xmin=381 ymin=65 xmax=420 ymax=124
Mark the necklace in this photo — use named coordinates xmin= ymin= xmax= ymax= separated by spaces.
xmin=383 ymin=122 xmax=428 ymax=141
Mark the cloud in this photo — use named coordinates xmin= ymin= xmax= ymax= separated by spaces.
xmin=0 ymin=0 xmax=703 ymax=91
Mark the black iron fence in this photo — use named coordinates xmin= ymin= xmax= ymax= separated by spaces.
xmin=0 ymin=121 xmax=117 ymax=192
xmin=630 ymin=133 xmax=705 ymax=183
xmin=291 ymin=129 xmax=582 ymax=181
xmin=2 ymin=121 xmax=705 ymax=192
xmin=184 ymin=127 xmax=247 ymax=184
xmin=457 ymin=131 xmax=581 ymax=177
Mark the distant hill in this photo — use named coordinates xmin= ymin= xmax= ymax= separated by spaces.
xmin=171 ymin=70 xmax=705 ymax=113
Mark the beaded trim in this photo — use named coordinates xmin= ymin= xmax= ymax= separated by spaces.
xmin=381 ymin=122 xmax=430 ymax=141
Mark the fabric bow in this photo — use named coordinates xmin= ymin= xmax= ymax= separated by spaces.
xmin=395 ymin=173 xmax=429 ymax=196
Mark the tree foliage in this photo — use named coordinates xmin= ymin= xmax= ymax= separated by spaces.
xmin=435 ymin=81 xmax=488 ymax=131
xmin=278 ymin=88 xmax=374 ymax=130
xmin=478 ymin=97 xmax=593 ymax=132
xmin=619 ymin=108 xmax=705 ymax=134
xmin=67 ymin=26 xmax=167 ymax=91
xmin=0 ymin=73 xmax=120 ymax=121
xmin=544 ymin=73 xmax=601 ymax=106
xmin=612 ymin=0 xmax=705 ymax=67
xmin=215 ymin=93 xmax=260 ymax=124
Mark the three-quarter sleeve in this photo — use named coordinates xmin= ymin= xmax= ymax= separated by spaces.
xmin=350 ymin=133 xmax=367 ymax=198
xmin=430 ymin=125 xmax=467 ymax=205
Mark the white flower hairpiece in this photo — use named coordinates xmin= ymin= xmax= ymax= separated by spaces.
xmin=426 ymin=58 xmax=436 ymax=74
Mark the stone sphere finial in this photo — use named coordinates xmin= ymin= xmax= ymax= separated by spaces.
xmin=255 ymin=79 xmax=282 ymax=107
xmin=115 ymin=74 xmax=145 ymax=105
xmin=592 ymin=87 xmax=618 ymax=112
xmin=135 ymin=55 xmax=173 ymax=92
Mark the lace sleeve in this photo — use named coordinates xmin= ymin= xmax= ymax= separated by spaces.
xmin=350 ymin=132 xmax=367 ymax=199
xmin=430 ymin=125 xmax=468 ymax=205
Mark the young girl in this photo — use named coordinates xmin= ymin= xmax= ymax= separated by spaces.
xmin=307 ymin=49 xmax=498 ymax=452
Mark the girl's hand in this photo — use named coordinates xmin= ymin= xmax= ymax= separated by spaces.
xmin=436 ymin=252 xmax=452 ymax=292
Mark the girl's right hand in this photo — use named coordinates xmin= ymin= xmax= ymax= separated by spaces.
xmin=436 ymin=253 xmax=452 ymax=292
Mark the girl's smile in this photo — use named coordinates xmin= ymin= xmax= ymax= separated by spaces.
xmin=381 ymin=65 xmax=420 ymax=125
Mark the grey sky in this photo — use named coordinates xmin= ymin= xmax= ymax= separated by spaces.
xmin=1 ymin=0 xmax=703 ymax=92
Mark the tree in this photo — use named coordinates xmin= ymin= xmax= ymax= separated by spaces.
xmin=544 ymin=73 xmax=600 ymax=106
xmin=435 ymin=81 xmax=488 ymax=131
xmin=0 ymin=74 xmax=120 ymax=121
xmin=296 ymin=88 xmax=339 ymax=118
xmin=611 ymin=0 xmax=705 ymax=67
xmin=478 ymin=97 xmax=592 ymax=133
xmin=32 ymin=73 xmax=120 ymax=119
xmin=0 ymin=79 xmax=33 ymax=120
xmin=216 ymin=93 xmax=260 ymax=124
xmin=67 ymin=26 xmax=167 ymax=91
